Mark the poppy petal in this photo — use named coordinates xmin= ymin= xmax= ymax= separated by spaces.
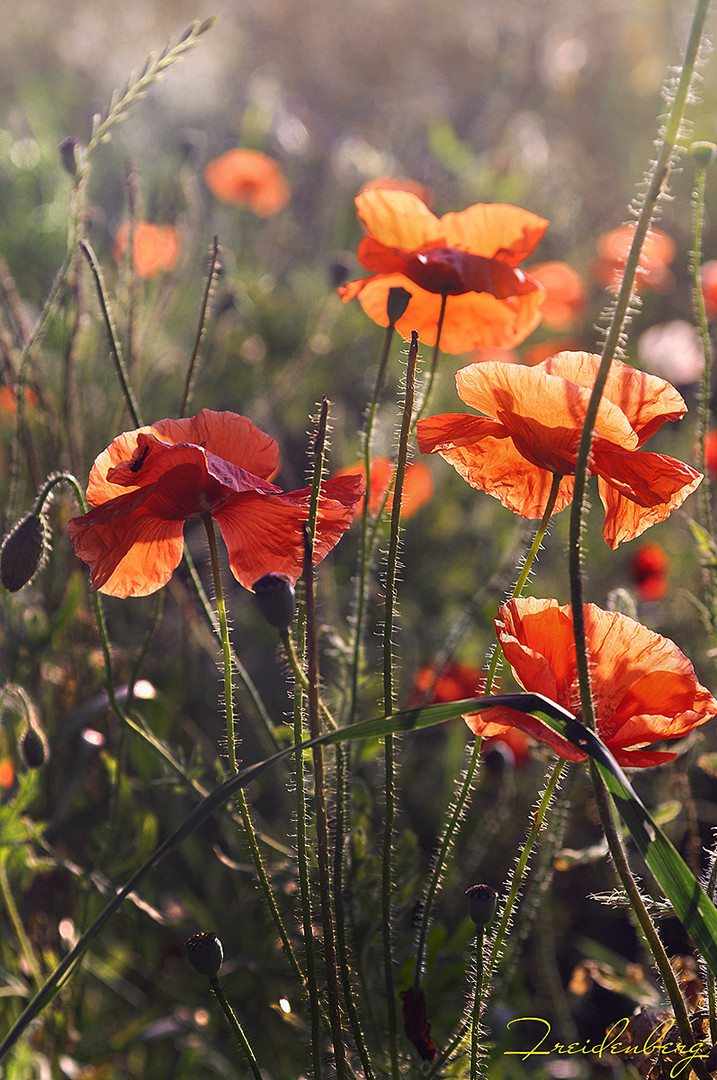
xmin=354 ymin=189 xmax=444 ymax=250
xmin=440 ymin=203 xmax=549 ymax=262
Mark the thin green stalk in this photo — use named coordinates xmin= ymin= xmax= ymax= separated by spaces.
xmin=180 ymin=236 xmax=221 ymax=418
xmin=691 ymin=148 xmax=717 ymax=636
xmin=568 ymin=0 xmax=711 ymax=733
xmin=590 ymin=762 xmax=712 ymax=1080
xmin=413 ymin=292 xmax=447 ymax=425
xmin=0 ymin=850 xmax=43 ymax=991
xmin=412 ymin=473 xmax=562 ymax=990
xmin=79 ymin=239 xmax=142 ymax=428
xmin=705 ymin=846 xmax=717 ymax=1045
xmin=202 ymin=514 xmax=237 ymax=775
xmin=209 ymin=975 xmax=263 ymax=1080
xmin=348 ymin=321 xmax=397 ymax=723
xmin=469 ymin=928 xmax=485 ymax=1080
xmin=382 ymin=330 xmax=419 ymax=1078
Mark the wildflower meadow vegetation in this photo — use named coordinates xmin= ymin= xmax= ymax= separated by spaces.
xmin=6 ymin=1 xmax=717 ymax=1077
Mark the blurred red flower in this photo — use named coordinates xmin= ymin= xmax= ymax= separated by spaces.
xmin=701 ymin=260 xmax=717 ymax=319
xmin=338 ymin=189 xmax=548 ymax=353
xmin=529 ymin=261 xmax=587 ymax=330
xmin=114 ymin=221 xmax=181 ymax=279
xmin=705 ymin=430 xmax=717 ymax=478
xmin=417 ymin=351 xmax=701 ymax=547
xmin=204 ymin=149 xmax=290 ymax=216
xmin=333 ymin=457 xmax=433 ymax=519
xmin=68 ymin=410 xmax=363 ymax=598
xmin=465 ymin=597 xmax=717 ymax=767
xmin=0 ymin=385 xmax=38 ymax=416
xmin=593 ymin=224 xmax=675 ymax=294
xmin=629 ymin=542 xmax=669 ymax=601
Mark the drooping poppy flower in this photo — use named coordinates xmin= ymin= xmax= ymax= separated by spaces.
xmin=629 ymin=542 xmax=669 ymax=602
xmin=68 ymin=410 xmax=363 ymax=598
xmin=338 ymin=189 xmax=548 ymax=353
xmin=701 ymin=260 xmax=717 ymax=319
xmin=593 ymin=224 xmax=675 ymax=294
xmin=333 ymin=457 xmax=433 ymax=519
xmin=114 ymin=221 xmax=181 ymax=279
xmin=417 ymin=351 xmax=702 ymax=548
xmin=465 ymin=597 xmax=717 ymax=767
xmin=529 ymin=261 xmax=587 ymax=330
xmin=204 ymin=149 xmax=290 ymax=216
xmin=400 ymin=986 xmax=437 ymax=1063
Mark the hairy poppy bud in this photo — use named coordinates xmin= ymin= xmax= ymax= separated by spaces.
xmin=21 ymin=724 xmax=49 ymax=769
xmin=185 ymin=931 xmax=224 ymax=977
xmin=59 ymin=136 xmax=84 ymax=178
xmin=253 ymin=573 xmax=296 ymax=632
xmin=1 ymin=513 xmax=48 ymax=592
xmin=465 ymin=883 xmax=498 ymax=930
xmin=386 ymin=286 xmax=412 ymax=325
xmin=692 ymin=141 xmax=717 ymax=169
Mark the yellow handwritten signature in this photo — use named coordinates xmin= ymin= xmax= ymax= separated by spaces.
xmin=504 ymin=1016 xmax=710 ymax=1079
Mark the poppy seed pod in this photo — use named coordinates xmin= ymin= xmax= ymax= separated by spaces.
xmin=1 ymin=513 xmax=48 ymax=592
xmin=465 ymin=883 xmax=498 ymax=930
xmin=692 ymin=141 xmax=717 ymax=169
xmin=185 ymin=931 xmax=224 ymax=977
xmin=386 ymin=286 xmax=412 ymax=325
xmin=21 ymin=724 xmax=49 ymax=769
xmin=253 ymin=572 xmax=296 ymax=632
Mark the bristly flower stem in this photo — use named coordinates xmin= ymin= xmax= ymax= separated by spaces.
xmin=202 ymin=513 xmax=237 ymax=775
xmin=209 ymin=976 xmax=263 ymax=1080
xmin=181 ymin=235 xmax=222 ymax=418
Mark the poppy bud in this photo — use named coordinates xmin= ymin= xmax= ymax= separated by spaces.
xmin=692 ymin=141 xmax=717 ymax=169
xmin=185 ymin=931 xmax=224 ymax=977
xmin=253 ymin=573 xmax=296 ymax=632
xmin=59 ymin=136 xmax=84 ymax=178
xmin=386 ymin=286 xmax=412 ymax=325
xmin=329 ymin=258 xmax=351 ymax=289
xmin=0 ymin=513 xmax=48 ymax=592
xmin=465 ymin=883 xmax=498 ymax=930
xmin=21 ymin=724 xmax=49 ymax=769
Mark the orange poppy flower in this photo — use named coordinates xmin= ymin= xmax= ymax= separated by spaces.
xmin=701 ymin=260 xmax=717 ymax=319
xmin=333 ymin=457 xmax=433 ymax=519
xmin=338 ymin=189 xmax=548 ymax=353
xmin=68 ymin=410 xmax=363 ymax=598
xmin=629 ymin=542 xmax=669 ymax=602
xmin=114 ymin=221 xmax=181 ymax=279
xmin=593 ymin=224 xmax=675 ymax=294
xmin=204 ymin=149 xmax=290 ymax=216
xmin=417 ymin=351 xmax=701 ymax=547
xmin=705 ymin=430 xmax=717 ymax=478
xmin=465 ymin=597 xmax=717 ymax=767
xmin=529 ymin=261 xmax=587 ymax=330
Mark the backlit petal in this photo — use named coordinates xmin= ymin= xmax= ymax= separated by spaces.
xmin=354 ymin=189 xmax=444 ymax=250
xmin=595 ymin=447 xmax=702 ymax=547
xmin=440 ymin=204 xmax=549 ymax=262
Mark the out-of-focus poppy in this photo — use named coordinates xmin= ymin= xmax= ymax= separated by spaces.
xmin=204 ymin=149 xmax=290 ymax=216
xmin=338 ymin=189 xmax=548 ymax=353
xmin=68 ymin=410 xmax=363 ymax=598
xmin=333 ymin=457 xmax=433 ymax=519
xmin=0 ymin=385 xmax=38 ymax=416
xmin=637 ymin=320 xmax=704 ymax=387
xmin=629 ymin=542 xmax=669 ymax=602
xmin=593 ymin=224 xmax=675 ymax=294
xmin=523 ymin=339 xmax=578 ymax=366
xmin=0 ymin=757 xmax=14 ymax=789
xmin=701 ymin=260 xmax=717 ymax=319
xmin=529 ymin=261 xmax=587 ymax=330
xmin=417 ymin=352 xmax=701 ymax=548
xmin=465 ymin=597 xmax=717 ymax=767
xmin=114 ymin=221 xmax=181 ymax=279
xmin=705 ymin=430 xmax=717 ymax=478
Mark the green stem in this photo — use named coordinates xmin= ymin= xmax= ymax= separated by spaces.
xmin=412 ymin=473 xmax=561 ymax=990
xmin=568 ymin=0 xmax=711 ymax=735
xmin=0 ymin=850 xmax=43 ymax=991
xmin=382 ymin=330 xmax=419 ymax=1078
xmin=209 ymin=975 xmax=263 ymax=1080
xmin=202 ymin=514 xmax=237 ymax=775
xmin=413 ymin=292 xmax=447 ymax=425
xmin=469 ymin=929 xmax=485 ymax=1080
xmin=180 ymin=236 xmax=221 ymax=418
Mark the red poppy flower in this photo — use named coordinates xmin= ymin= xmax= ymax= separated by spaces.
xmin=338 ymin=189 xmax=548 ymax=353
xmin=705 ymin=430 xmax=717 ymax=479
xmin=68 ymin=410 xmax=363 ymax=598
xmin=412 ymin=659 xmax=484 ymax=705
xmin=204 ymin=149 xmax=290 ymax=216
xmin=701 ymin=261 xmax=717 ymax=320
xmin=629 ymin=542 xmax=669 ymax=602
xmin=417 ymin=351 xmax=701 ymax=547
xmin=333 ymin=457 xmax=433 ymax=519
xmin=529 ymin=261 xmax=587 ymax=330
xmin=593 ymin=225 xmax=675 ymax=294
xmin=465 ymin=597 xmax=717 ymax=767
xmin=114 ymin=221 xmax=181 ymax=279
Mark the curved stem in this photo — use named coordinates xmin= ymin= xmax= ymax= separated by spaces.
xmin=181 ymin=236 xmax=221 ymax=418
xmin=202 ymin=513 xmax=236 ymax=775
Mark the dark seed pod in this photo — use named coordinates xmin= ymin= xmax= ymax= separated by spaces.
xmin=21 ymin=725 xmax=49 ymax=769
xmin=1 ymin=514 xmax=48 ymax=592
xmin=253 ymin=573 xmax=297 ymax=632
xmin=386 ymin=286 xmax=412 ymax=325
xmin=59 ymin=136 xmax=85 ymax=177
xmin=185 ymin=931 xmax=224 ymax=977
xmin=465 ymin=883 xmax=498 ymax=930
